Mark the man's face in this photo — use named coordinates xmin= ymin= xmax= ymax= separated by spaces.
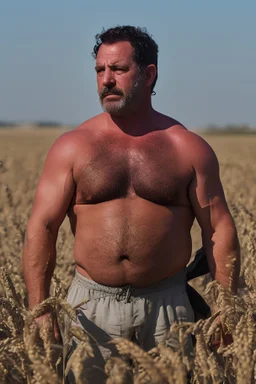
xmin=95 ymin=41 xmax=145 ymax=115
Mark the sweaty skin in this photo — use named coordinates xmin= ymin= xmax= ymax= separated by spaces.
xmin=23 ymin=112 xmax=240 ymax=308
xmin=23 ymin=40 xmax=240 ymax=315
xmin=72 ymin=118 xmax=194 ymax=286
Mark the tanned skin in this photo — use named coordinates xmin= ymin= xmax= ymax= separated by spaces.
xmin=23 ymin=41 xmax=240 ymax=342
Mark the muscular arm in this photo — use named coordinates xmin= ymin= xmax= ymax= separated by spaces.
xmin=188 ymin=136 xmax=240 ymax=293
xmin=22 ymin=134 xmax=75 ymax=309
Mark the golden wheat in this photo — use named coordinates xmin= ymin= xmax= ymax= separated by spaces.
xmin=1 ymin=129 xmax=256 ymax=383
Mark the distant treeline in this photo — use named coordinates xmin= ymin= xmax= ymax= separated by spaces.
xmin=0 ymin=121 xmax=17 ymax=127
xmin=0 ymin=121 xmax=63 ymax=128
xmin=0 ymin=121 xmax=255 ymax=134
xmin=203 ymin=124 xmax=256 ymax=134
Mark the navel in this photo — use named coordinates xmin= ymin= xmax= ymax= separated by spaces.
xmin=119 ymin=255 xmax=129 ymax=261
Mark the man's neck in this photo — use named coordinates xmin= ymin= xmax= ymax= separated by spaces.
xmin=107 ymin=105 xmax=158 ymax=137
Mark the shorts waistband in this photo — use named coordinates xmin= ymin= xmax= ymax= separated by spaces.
xmin=73 ymin=268 xmax=187 ymax=300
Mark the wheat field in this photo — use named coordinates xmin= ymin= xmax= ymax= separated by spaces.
xmin=0 ymin=129 xmax=256 ymax=383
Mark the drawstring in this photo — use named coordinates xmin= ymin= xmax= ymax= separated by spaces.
xmin=125 ymin=286 xmax=132 ymax=303
xmin=116 ymin=286 xmax=132 ymax=303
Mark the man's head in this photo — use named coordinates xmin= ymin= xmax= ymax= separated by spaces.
xmin=92 ymin=26 xmax=158 ymax=116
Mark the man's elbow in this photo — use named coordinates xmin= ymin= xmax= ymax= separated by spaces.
xmin=207 ymin=215 xmax=240 ymax=291
xmin=213 ymin=214 xmax=240 ymax=248
xmin=25 ymin=217 xmax=58 ymax=243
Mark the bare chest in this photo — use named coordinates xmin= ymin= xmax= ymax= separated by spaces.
xmin=73 ymin=134 xmax=192 ymax=206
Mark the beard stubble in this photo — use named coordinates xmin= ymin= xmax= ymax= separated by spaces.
xmin=98 ymin=74 xmax=144 ymax=115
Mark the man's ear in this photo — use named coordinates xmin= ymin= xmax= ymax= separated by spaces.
xmin=144 ymin=64 xmax=157 ymax=89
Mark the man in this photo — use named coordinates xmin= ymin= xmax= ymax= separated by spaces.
xmin=23 ymin=26 xmax=240 ymax=381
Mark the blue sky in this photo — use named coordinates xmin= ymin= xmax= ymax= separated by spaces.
xmin=1 ymin=1 xmax=255 ymax=128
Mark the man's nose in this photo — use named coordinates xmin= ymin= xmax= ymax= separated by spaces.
xmin=102 ymin=68 xmax=116 ymax=87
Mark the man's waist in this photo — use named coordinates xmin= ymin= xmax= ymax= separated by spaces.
xmin=73 ymin=268 xmax=187 ymax=297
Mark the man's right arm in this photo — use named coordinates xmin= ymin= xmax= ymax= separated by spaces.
xmin=22 ymin=133 xmax=75 ymax=310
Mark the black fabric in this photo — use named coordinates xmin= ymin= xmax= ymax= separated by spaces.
xmin=186 ymin=247 xmax=210 ymax=281
xmin=186 ymin=247 xmax=211 ymax=321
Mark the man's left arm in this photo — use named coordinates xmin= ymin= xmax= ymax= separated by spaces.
xmin=188 ymin=139 xmax=240 ymax=294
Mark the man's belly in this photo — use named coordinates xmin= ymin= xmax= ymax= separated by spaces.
xmin=71 ymin=197 xmax=195 ymax=287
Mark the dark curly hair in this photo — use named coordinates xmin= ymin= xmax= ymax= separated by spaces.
xmin=92 ymin=26 xmax=158 ymax=94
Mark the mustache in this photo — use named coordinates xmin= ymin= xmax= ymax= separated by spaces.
xmin=99 ymin=87 xmax=124 ymax=100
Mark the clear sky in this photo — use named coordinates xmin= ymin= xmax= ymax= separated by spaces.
xmin=1 ymin=1 xmax=255 ymax=128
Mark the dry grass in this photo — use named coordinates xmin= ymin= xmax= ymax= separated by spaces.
xmin=0 ymin=129 xmax=256 ymax=383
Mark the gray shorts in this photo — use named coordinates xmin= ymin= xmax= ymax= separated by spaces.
xmin=65 ymin=268 xmax=194 ymax=356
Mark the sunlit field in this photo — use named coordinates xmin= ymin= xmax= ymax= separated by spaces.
xmin=0 ymin=128 xmax=256 ymax=383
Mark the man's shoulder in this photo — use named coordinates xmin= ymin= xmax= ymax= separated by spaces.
xmin=51 ymin=113 xmax=105 ymax=151
xmin=165 ymin=124 xmax=218 ymax=167
xmin=76 ymin=113 xmax=105 ymax=132
xmin=168 ymin=126 xmax=209 ymax=147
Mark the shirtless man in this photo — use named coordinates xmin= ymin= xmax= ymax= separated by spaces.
xmin=23 ymin=26 xmax=240 ymax=380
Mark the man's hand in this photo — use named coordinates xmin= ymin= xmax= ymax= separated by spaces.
xmin=211 ymin=315 xmax=233 ymax=349
xmin=35 ymin=313 xmax=62 ymax=343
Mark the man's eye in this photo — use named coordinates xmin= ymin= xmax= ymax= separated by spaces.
xmin=96 ymin=67 xmax=105 ymax=74
xmin=114 ymin=67 xmax=126 ymax=73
